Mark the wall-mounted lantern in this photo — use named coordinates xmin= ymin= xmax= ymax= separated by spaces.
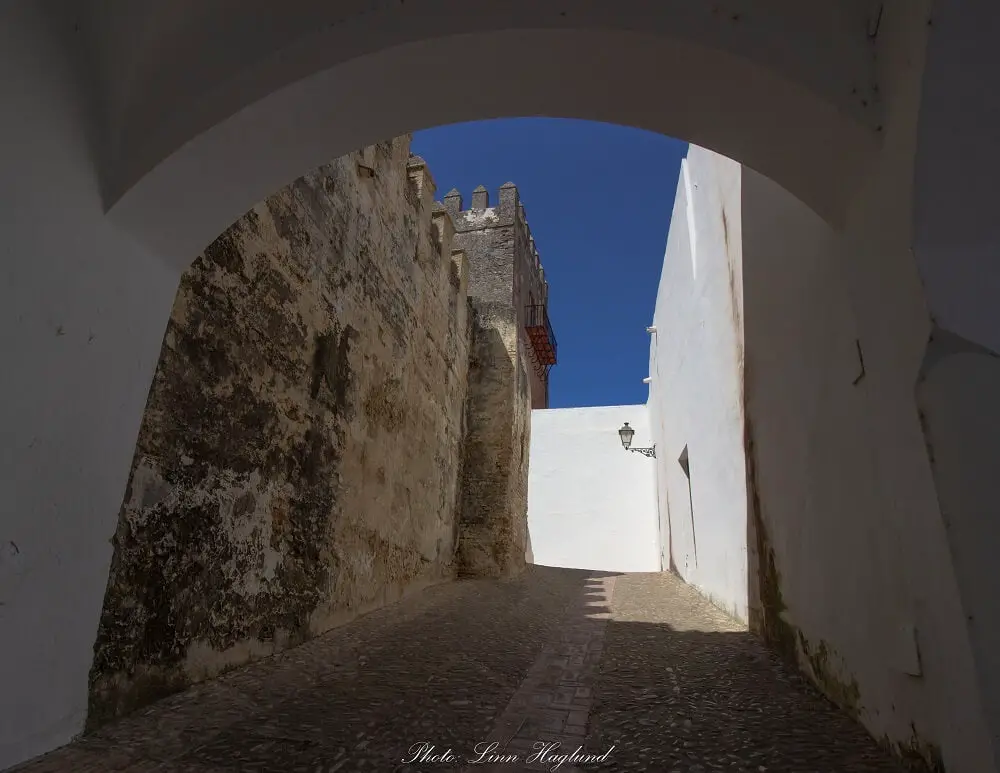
xmin=618 ymin=422 xmax=656 ymax=458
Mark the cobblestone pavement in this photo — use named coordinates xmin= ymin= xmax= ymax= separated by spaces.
xmin=583 ymin=572 xmax=905 ymax=772
xmin=10 ymin=566 xmax=905 ymax=773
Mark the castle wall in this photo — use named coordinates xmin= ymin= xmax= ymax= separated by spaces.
xmin=446 ymin=184 xmax=542 ymax=576
xmin=512 ymin=200 xmax=551 ymax=410
xmin=86 ymin=137 xmax=473 ymax=726
xmin=446 ymin=185 xmax=551 ymax=410
xmin=458 ymin=305 xmax=532 ymax=577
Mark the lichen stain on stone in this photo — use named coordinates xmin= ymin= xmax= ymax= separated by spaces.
xmin=86 ymin=135 xmax=477 ymax=731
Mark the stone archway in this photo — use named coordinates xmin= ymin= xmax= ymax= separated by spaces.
xmin=99 ymin=2 xmax=881 ymax=267
xmin=4 ymin=1 xmax=1000 ymax=770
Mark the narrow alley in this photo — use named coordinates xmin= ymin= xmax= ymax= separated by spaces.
xmin=16 ymin=566 xmax=902 ymax=773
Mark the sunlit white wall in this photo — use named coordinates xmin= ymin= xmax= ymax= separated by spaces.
xmin=527 ymin=405 xmax=659 ymax=573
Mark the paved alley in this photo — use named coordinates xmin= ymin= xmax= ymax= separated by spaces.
xmin=11 ymin=567 xmax=903 ymax=773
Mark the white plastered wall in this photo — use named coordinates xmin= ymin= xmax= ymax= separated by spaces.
xmin=647 ymin=118 xmax=997 ymax=771
xmin=0 ymin=7 xmax=184 ymax=768
xmin=527 ymin=406 xmax=659 ymax=573
xmin=740 ymin=155 xmax=993 ymax=772
xmin=647 ymin=147 xmax=748 ymax=622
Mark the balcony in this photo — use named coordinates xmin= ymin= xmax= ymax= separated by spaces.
xmin=524 ymin=304 xmax=557 ymax=377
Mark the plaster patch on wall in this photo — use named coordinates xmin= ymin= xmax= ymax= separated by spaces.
xmin=461 ymin=208 xmax=500 ymax=228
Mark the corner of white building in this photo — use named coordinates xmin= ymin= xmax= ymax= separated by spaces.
xmin=645 ymin=144 xmax=749 ymax=624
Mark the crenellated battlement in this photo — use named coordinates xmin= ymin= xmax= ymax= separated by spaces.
xmin=407 ymin=156 xmax=467 ymax=289
xmin=441 ymin=182 xmax=519 ymax=224
xmin=439 ymin=181 xmax=547 ymax=297
xmin=406 ymin=154 xmax=438 ymax=220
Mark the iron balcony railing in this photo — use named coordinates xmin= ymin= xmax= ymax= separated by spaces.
xmin=524 ymin=304 xmax=557 ymax=367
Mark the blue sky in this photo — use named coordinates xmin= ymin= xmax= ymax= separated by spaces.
xmin=412 ymin=118 xmax=688 ymax=409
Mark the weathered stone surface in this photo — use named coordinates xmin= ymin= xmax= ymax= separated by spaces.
xmin=87 ymin=136 xmax=472 ymax=726
xmin=457 ymin=304 xmax=531 ymax=578
xmin=450 ymin=183 xmax=548 ymax=578
xmin=449 ymin=181 xmax=551 ymax=411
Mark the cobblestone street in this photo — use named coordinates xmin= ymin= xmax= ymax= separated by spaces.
xmin=12 ymin=566 xmax=904 ymax=773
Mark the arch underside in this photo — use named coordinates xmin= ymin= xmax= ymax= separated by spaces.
xmin=8 ymin=2 xmax=1000 ymax=771
xmin=75 ymin=0 xmax=883 ymax=267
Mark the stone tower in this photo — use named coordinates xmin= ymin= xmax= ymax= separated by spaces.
xmin=443 ymin=182 xmax=556 ymax=409
xmin=442 ymin=180 xmax=556 ymax=578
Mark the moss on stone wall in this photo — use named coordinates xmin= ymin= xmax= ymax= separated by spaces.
xmin=880 ymin=724 xmax=947 ymax=773
xmin=745 ymin=386 xmax=947 ymax=773
xmin=744 ymin=410 xmax=798 ymax=664
xmin=797 ymin=634 xmax=862 ymax=719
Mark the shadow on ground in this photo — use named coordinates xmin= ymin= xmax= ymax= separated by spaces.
xmin=584 ymin=572 xmax=907 ymax=772
xmin=8 ymin=566 xmax=908 ymax=772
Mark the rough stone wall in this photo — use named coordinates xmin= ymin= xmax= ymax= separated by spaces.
xmin=86 ymin=137 xmax=471 ymax=727
xmin=445 ymin=183 xmax=542 ymax=576
xmin=444 ymin=183 xmax=551 ymax=410
xmin=457 ymin=304 xmax=532 ymax=577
